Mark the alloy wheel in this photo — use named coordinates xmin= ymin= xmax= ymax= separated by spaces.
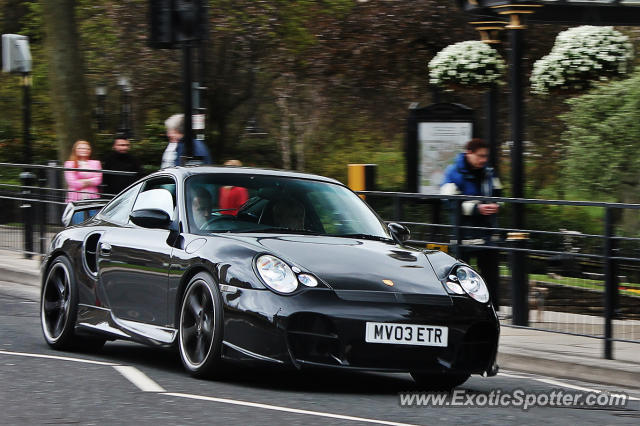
xmin=41 ymin=262 xmax=72 ymax=343
xmin=179 ymin=278 xmax=216 ymax=369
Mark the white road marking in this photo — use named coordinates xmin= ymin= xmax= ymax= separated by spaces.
xmin=533 ymin=377 xmax=607 ymax=393
xmin=534 ymin=377 xmax=640 ymax=401
xmin=498 ymin=372 xmax=530 ymax=380
xmin=500 ymin=371 xmax=640 ymax=401
xmin=164 ymin=392 xmax=419 ymax=426
xmin=0 ymin=350 xmax=116 ymax=366
xmin=113 ymin=365 xmax=166 ymax=392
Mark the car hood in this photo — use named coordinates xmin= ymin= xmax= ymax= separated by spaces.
xmin=227 ymin=234 xmax=451 ymax=296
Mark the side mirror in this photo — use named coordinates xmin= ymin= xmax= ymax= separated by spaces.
xmin=130 ymin=209 xmax=172 ymax=229
xmin=388 ymin=222 xmax=410 ymax=243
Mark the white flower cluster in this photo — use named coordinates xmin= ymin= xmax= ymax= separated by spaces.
xmin=531 ymin=26 xmax=634 ymax=94
xmin=428 ymin=40 xmax=506 ymax=88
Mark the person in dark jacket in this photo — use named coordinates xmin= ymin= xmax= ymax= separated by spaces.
xmin=102 ymin=134 xmax=141 ymax=197
xmin=440 ymin=138 xmax=502 ymax=310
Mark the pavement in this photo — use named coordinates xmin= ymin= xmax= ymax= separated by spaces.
xmin=1 ymin=249 xmax=638 ymax=390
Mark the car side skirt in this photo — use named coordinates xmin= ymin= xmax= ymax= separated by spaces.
xmin=76 ymin=304 xmax=176 ymax=346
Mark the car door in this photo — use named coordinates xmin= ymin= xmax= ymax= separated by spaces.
xmin=97 ymin=176 xmax=177 ymax=326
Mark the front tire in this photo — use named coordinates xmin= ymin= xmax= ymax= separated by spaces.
xmin=178 ymin=272 xmax=224 ymax=378
xmin=410 ymin=372 xmax=470 ymax=391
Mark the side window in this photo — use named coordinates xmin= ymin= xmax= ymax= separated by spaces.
xmin=99 ymin=183 xmax=142 ymax=224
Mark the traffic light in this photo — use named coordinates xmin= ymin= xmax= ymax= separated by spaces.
xmin=149 ymin=0 xmax=173 ymax=48
xmin=149 ymin=0 xmax=206 ymax=48
xmin=173 ymin=0 xmax=199 ymax=42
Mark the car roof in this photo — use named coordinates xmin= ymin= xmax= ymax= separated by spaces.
xmin=153 ymin=165 xmax=345 ymax=186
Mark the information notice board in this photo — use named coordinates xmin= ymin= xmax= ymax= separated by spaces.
xmin=406 ymin=103 xmax=475 ymax=194
xmin=418 ymin=122 xmax=472 ymax=194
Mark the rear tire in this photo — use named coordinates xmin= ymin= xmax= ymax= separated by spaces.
xmin=410 ymin=372 xmax=470 ymax=391
xmin=41 ymin=256 xmax=80 ymax=350
xmin=178 ymin=272 xmax=224 ymax=378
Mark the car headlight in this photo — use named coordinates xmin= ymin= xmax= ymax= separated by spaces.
xmin=255 ymin=255 xmax=298 ymax=294
xmin=446 ymin=265 xmax=490 ymax=303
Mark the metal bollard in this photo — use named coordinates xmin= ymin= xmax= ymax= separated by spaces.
xmin=507 ymin=231 xmax=530 ymax=326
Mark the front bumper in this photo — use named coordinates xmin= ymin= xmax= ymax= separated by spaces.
xmin=221 ymin=287 xmax=499 ymax=375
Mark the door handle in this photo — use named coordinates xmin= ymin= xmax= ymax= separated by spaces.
xmin=99 ymin=243 xmax=112 ymax=256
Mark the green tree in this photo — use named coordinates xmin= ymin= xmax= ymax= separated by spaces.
xmin=561 ymin=71 xmax=640 ymax=203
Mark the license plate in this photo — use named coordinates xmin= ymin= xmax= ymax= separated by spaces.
xmin=365 ymin=322 xmax=448 ymax=347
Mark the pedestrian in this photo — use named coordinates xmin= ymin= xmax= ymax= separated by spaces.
xmin=219 ymin=159 xmax=249 ymax=215
xmin=161 ymin=113 xmax=211 ymax=168
xmin=102 ymin=134 xmax=141 ymax=197
xmin=440 ymin=138 xmax=502 ymax=310
xmin=64 ymin=140 xmax=103 ymax=202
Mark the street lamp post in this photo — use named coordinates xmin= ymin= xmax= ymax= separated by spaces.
xmin=20 ymin=72 xmax=34 ymax=259
xmin=22 ymin=73 xmax=32 ymax=165
xmin=117 ymin=76 xmax=132 ymax=137
xmin=95 ymin=83 xmax=107 ymax=132
xmin=182 ymin=43 xmax=193 ymax=162
xmin=497 ymin=6 xmax=540 ymax=326
xmin=469 ymin=20 xmax=507 ymax=174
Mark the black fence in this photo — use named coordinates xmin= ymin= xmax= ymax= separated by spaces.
xmin=0 ymin=162 xmax=637 ymax=359
xmin=0 ymin=162 xmax=136 ymax=257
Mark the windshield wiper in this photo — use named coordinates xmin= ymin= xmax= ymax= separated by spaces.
xmin=335 ymin=233 xmax=393 ymax=242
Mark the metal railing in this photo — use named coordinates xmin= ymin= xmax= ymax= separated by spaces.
xmin=0 ymin=162 xmax=136 ymax=257
xmin=359 ymin=190 xmax=640 ymax=359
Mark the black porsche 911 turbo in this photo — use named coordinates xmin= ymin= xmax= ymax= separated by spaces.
xmin=41 ymin=166 xmax=499 ymax=389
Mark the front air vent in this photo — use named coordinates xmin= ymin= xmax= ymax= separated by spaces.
xmin=84 ymin=233 xmax=102 ymax=275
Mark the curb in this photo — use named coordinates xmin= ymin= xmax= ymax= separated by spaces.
xmin=498 ymin=347 xmax=640 ymax=390
xmin=0 ymin=266 xmax=40 ymax=288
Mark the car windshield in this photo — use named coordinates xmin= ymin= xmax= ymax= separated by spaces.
xmin=185 ymin=173 xmax=391 ymax=239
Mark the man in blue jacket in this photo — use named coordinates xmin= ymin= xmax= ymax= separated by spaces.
xmin=161 ymin=113 xmax=212 ymax=168
xmin=441 ymin=138 xmax=502 ymax=310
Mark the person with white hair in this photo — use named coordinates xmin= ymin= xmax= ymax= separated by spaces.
xmin=161 ymin=113 xmax=212 ymax=168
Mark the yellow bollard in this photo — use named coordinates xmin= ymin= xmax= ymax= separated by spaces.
xmin=348 ymin=164 xmax=376 ymax=200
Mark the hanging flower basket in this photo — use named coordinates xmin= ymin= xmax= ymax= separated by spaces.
xmin=428 ymin=40 xmax=506 ymax=90
xmin=531 ymin=26 xmax=634 ymax=95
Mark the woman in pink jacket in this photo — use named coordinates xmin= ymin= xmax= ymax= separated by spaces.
xmin=64 ymin=140 xmax=103 ymax=202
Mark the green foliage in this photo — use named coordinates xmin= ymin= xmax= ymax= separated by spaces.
xmin=211 ymin=0 xmax=353 ymax=56
xmin=526 ymin=203 xmax=603 ymax=235
xmin=233 ymin=135 xmax=282 ymax=168
xmin=133 ymin=112 xmax=172 ymax=174
xmin=0 ymin=118 xmax=21 ymax=163
xmin=561 ymin=70 xmax=640 ymax=202
xmin=305 ymin=114 xmax=405 ymax=191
